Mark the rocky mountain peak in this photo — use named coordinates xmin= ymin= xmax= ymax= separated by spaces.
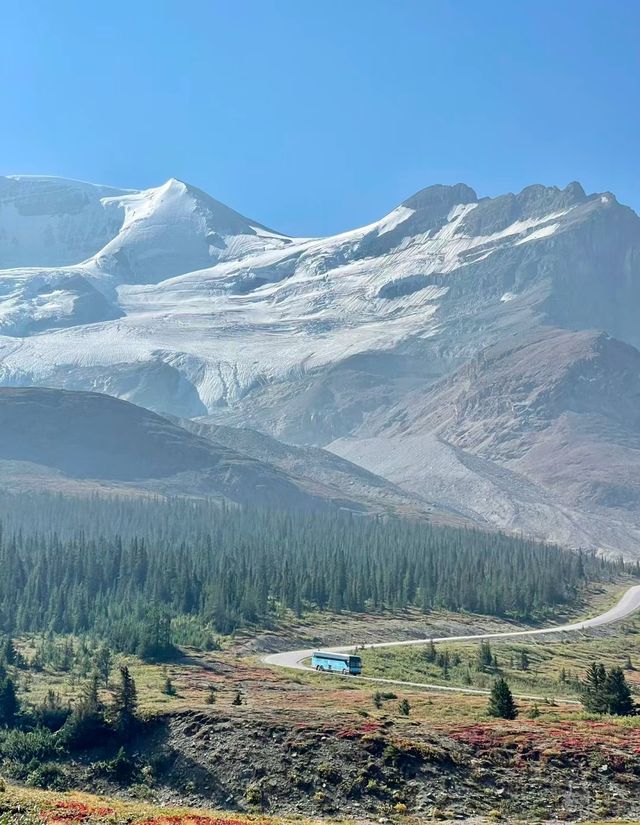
xmin=401 ymin=182 xmax=478 ymax=211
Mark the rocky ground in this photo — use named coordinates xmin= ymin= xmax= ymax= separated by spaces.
xmin=43 ymin=708 xmax=640 ymax=821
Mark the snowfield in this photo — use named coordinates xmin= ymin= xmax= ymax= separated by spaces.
xmin=0 ymin=176 xmax=583 ymax=409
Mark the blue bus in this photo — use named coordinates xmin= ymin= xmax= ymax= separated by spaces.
xmin=311 ymin=651 xmax=362 ymax=675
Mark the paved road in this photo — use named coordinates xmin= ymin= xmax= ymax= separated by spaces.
xmin=262 ymin=584 xmax=640 ymax=702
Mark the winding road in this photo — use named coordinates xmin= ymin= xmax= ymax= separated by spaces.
xmin=262 ymin=585 xmax=640 ymax=702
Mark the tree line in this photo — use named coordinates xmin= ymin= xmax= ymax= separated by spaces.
xmin=0 ymin=492 xmax=629 ymax=649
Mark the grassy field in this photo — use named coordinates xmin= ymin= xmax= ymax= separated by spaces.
xmin=357 ymin=614 xmax=640 ymax=704
xmin=11 ymin=581 xmax=640 ymax=728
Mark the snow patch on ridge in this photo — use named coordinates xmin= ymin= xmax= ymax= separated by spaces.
xmin=376 ymin=206 xmax=415 ymax=236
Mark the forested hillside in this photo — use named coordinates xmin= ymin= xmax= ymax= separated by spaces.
xmin=0 ymin=493 xmax=626 ymax=653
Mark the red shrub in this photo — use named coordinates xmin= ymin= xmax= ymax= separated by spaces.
xmin=40 ymin=800 xmax=115 ymax=823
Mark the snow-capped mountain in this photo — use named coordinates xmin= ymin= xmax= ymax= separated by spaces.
xmin=0 ymin=174 xmax=639 ymax=553
xmin=0 ymin=175 xmax=290 ymax=338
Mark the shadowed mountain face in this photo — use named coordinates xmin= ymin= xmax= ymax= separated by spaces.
xmin=0 ymin=176 xmax=639 ymax=552
xmin=0 ymin=386 xmax=226 ymax=480
xmin=0 ymin=387 xmax=433 ymax=517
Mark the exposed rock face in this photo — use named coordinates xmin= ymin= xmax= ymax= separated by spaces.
xmin=330 ymin=328 xmax=640 ymax=555
xmin=0 ymin=175 xmax=639 ymax=552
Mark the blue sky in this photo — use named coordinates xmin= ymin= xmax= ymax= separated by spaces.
xmin=2 ymin=1 xmax=638 ymax=235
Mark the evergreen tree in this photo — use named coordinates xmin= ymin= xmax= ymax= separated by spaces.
xmin=0 ymin=675 xmax=19 ymax=727
xmin=581 ymin=661 xmax=635 ymax=716
xmin=95 ymin=643 xmax=113 ymax=686
xmin=398 ymin=698 xmax=411 ymax=716
xmin=604 ymin=667 xmax=635 ymax=716
xmin=2 ymin=638 xmax=17 ymax=666
xmin=424 ymin=640 xmax=437 ymax=663
xmin=110 ymin=666 xmax=138 ymax=735
xmin=59 ymin=638 xmax=74 ymax=672
xmin=136 ymin=607 xmax=176 ymax=662
xmin=477 ymin=640 xmax=494 ymax=672
xmin=582 ymin=661 xmax=608 ymax=713
xmin=487 ymin=677 xmax=518 ymax=719
xmin=37 ymin=688 xmax=70 ymax=731
xmin=62 ymin=672 xmax=106 ymax=748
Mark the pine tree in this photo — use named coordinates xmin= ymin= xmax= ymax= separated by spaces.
xmin=487 ymin=677 xmax=518 ymax=719
xmin=62 ymin=672 xmax=105 ymax=748
xmin=424 ymin=640 xmax=437 ymax=663
xmin=111 ymin=666 xmax=138 ymax=735
xmin=0 ymin=675 xmax=19 ymax=727
xmin=60 ymin=638 xmax=74 ymax=672
xmin=398 ymin=698 xmax=411 ymax=716
xmin=582 ymin=661 xmax=608 ymax=713
xmin=519 ymin=650 xmax=530 ymax=671
xmin=477 ymin=640 xmax=494 ymax=672
xmin=232 ymin=691 xmax=243 ymax=706
xmin=373 ymin=691 xmax=383 ymax=709
xmin=604 ymin=667 xmax=635 ymax=716
xmin=95 ymin=643 xmax=113 ymax=687
xmin=136 ymin=607 xmax=175 ymax=662
xmin=2 ymin=638 xmax=17 ymax=666
xmin=38 ymin=688 xmax=69 ymax=731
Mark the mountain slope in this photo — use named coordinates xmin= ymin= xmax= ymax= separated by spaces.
xmin=0 ymin=176 xmax=129 ymax=269
xmin=0 ymin=386 xmax=434 ymax=516
xmin=178 ymin=417 xmax=445 ymax=519
xmin=0 ymin=175 xmax=291 ymax=339
xmin=0 ymin=387 xmax=337 ymax=510
xmin=93 ymin=177 xmax=292 ymax=284
xmin=330 ymin=328 xmax=640 ymax=555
